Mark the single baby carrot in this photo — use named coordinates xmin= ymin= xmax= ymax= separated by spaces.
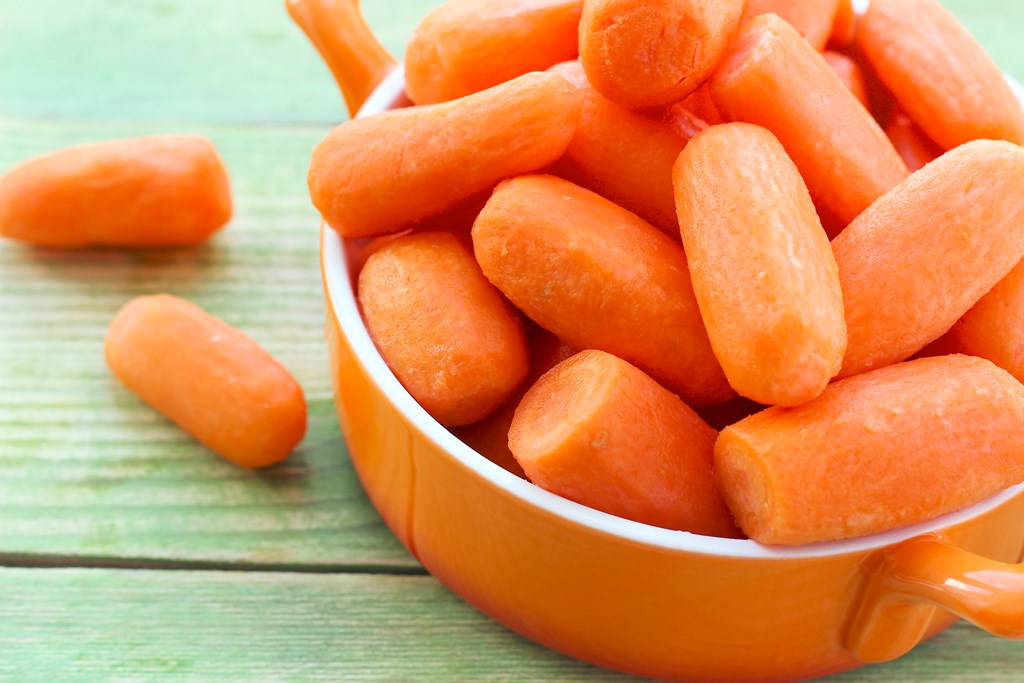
xmin=833 ymin=140 xmax=1024 ymax=379
xmin=509 ymin=350 xmax=740 ymax=537
xmin=715 ymin=355 xmax=1024 ymax=545
xmin=472 ymin=174 xmax=733 ymax=407
xmin=951 ymin=260 xmax=1024 ymax=385
xmin=823 ymin=50 xmax=869 ymax=108
xmin=739 ymin=0 xmax=842 ymax=52
xmin=884 ymin=108 xmax=941 ymax=173
xmin=454 ymin=328 xmax=575 ymax=477
xmin=674 ymin=123 xmax=846 ymax=406
xmin=710 ymin=14 xmax=908 ymax=225
xmin=579 ymin=0 xmax=744 ymax=109
xmin=105 ymin=295 xmax=306 ymax=469
xmin=405 ymin=0 xmax=583 ymax=105
xmin=0 ymin=136 xmax=231 ymax=248
xmin=358 ymin=231 xmax=529 ymax=427
xmin=547 ymin=60 xmax=697 ymax=235
xmin=858 ymin=0 xmax=1024 ymax=149
xmin=308 ymin=72 xmax=581 ymax=238
xmin=829 ymin=0 xmax=857 ymax=48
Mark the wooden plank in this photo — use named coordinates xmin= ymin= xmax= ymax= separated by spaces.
xmin=0 ymin=118 xmax=414 ymax=568
xmin=0 ymin=567 xmax=1020 ymax=682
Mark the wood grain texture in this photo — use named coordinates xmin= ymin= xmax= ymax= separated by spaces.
xmin=0 ymin=568 xmax=1020 ymax=682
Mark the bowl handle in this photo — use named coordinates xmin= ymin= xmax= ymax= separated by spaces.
xmin=286 ymin=0 xmax=397 ymax=116
xmin=846 ymin=533 xmax=1024 ymax=662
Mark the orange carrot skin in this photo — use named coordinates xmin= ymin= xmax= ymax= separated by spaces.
xmin=579 ymin=0 xmax=744 ymax=109
xmin=884 ymin=108 xmax=942 ymax=173
xmin=858 ymin=0 xmax=1024 ymax=149
xmin=675 ymin=123 xmax=846 ymax=406
xmin=473 ymin=174 xmax=733 ymax=407
xmin=0 ymin=136 xmax=231 ymax=248
xmin=308 ymin=72 xmax=581 ymax=238
xmin=105 ymin=295 xmax=306 ymax=469
xmin=359 ymin=231 xmax=529 ymax=427
xmin=710 ymin=14 xmax=908 ymax=225
xmin=833 ymin=140 xmax=1024 ymax=379
xmin=547 ymin=60 xmax=695 ymax=235
xmin=405 ymin=0 xmax=583 ymax=105
xmin=715 ymin=355 xmax=1024 ymax=545
xmin=952 ymin=260 xmax=1024 ymax=385
xmin=823 ymin=50 xmax=869 ymax=108
xmin=829 ymin=0 xmax=857 ymax=48
xmin=510 ymin=350 xmax=740 ymax=536
xmin=454 ymin=329 xmax=575 ymax=477
xmin=740 ymin=0 xmax=841 ymax=52
xmin=673 ymin=83 xmax=723 ymax=127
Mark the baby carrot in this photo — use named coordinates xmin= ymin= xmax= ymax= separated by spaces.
xmin=823 ymin=50 xmax=869 ymax=108
xmin=358 ymin=231 xmax=529 ymax=427
xmin=472 ymin=174 xmax=734 ymax=407
xmin=510 ymin=350 xmax=740 ymax=537
xmin=858 ymin=0 xmax=1024 ymax=149
xmin=405 ymin=0 xmax=583 ymax=105
xmin=308 ymin=72 xmax=581 ymax=238
xmin=833 ymin=140 xmax=1024 ymax=379
xmin=710 ymin=14 xmax=908 ymax=225
xmin=105 ymin=295 xmax=306 ymax=469
xmin=579 ymin=0 xmax=744 ymax=109
xmin=739 ymin=0 xmax=841 ymax=52
xmin=547 ymin=60 xmax=697 ymax=235
xmin=952 ymin=260 xmax=1024 ymax=385
xmin=715 ymin=355 xmax=1024 ymax=545
xmin=884 ymin=108 xmax=941 ymax=173
xmin=454 ymin=329 xmax=575 ymax=477
xmin=674 ymin=123 xmax=846 ymax=406
xmin=0 ymin=136 xmax=231 ymax=249
xmin=829 ymin=0 xmax=857 ymax=48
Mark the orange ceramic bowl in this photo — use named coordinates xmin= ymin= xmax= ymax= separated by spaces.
xmin=321 ymin=65 xmax=1024 ymax=683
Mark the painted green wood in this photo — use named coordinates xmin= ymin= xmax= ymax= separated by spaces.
xmin=0 ymin=567 xmax=1020 ymax=682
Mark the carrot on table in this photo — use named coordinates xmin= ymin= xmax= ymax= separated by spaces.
xmin=579 ymin=0 xmax=744 ymax=109
xmin=884 ymin=108 xmax=942 ymax=173
xmin=858 ymin=0 xmax=1024 ymax=149
xmin=823 ymin=50 xmax=869 ymax=108
xmin=0 ymin=136 xmax=231 ymax=248
xmin=308 ymin=72 xmax=581 ymax=238
xmin=715 ymin=355 xmax=1024 ymax=545
xmin=832 ymin=140 xmax=1024 ymax=379
xmin=739 ymin=0 xmax=841 ymax=52
xmin=674 ymin=123 xmax=846 ymax=406
xmin=472 ymin=174 xmax=734 ymax=407
xmin=405 ymin=0 xmax=583 ymax=105
xmin=510 ymin=350 xmax=740 ymax=537
xmin=951 ymin=260 xmax=1024 ymax=385
xmin=710 ymin=14 xmax=908 ymax=225
xmin=454 ymin=328 xmax=575 ymax=477
xmin=547 ymin=60 xmax=699 ymax=235
xmin=105 ymin=295 xmax=306 ymax=469
xmin=358 ymin=231 xmax=529 ymax=427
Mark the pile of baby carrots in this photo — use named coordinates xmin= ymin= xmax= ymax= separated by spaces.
xmin=310 ymin=0 xmax=1024 ymax=546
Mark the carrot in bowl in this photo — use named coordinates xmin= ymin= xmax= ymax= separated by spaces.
xmin=715 ymin=355 xmax=1024 ymax=545
xmin=358 ymin=231 xmax=529 ymax=427
xmin=105 ymin=295 xmax=306 ymax=469
xmin=579 ymin=0 xmax=744 ymax=109
xmin=547 ymin=59 xmax=699 ymax=235
xmin=0 ymin=136 xmax=231 ymax=248
xmin=710 ymin=13 xmax=908 ymax=225
xmin=884 ymin=107 xmax=942 ymax=173
xmin=510 ymin=349 xmax=740 ymax=537
xmin=858 ymin=0 xmax=1024 ymax=150
xmin=951 ymin=260 xmax=1024 ymax=386
xmin=674 ymin=123 xmax=846 ymax=407
xmin=739 ymin=0 xmax=841 ymax=52
xmin=472 ymin=174 xmax=734 ymax=407
xmin=829 ymin=0 xmax=857 ymax=48
xmin=405 ymin=0 xmax=583 ymax=105
xmin=308 ymin=72 xmax=581 ymax=238
xmin=833 ymin=140 xmax=1024 ymax=379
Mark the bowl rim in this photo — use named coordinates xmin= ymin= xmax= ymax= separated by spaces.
xmin=321 ymin=64 xmax=1024 ymax=561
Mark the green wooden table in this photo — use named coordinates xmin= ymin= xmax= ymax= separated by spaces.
xmin=0 ymin=1 xmax=1022 ymax=680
